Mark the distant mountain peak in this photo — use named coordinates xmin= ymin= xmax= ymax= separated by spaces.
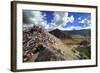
xmin=49 ymin=29 xmax=71 ymax=39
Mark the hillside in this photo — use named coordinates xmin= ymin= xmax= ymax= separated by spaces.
xmin=23 ymin=26 xmax=80 ymax=62
xmin=49 ymin=29 xmax=72 ymax=39
xmin=49 ymin=28 xmax=91 ymax=59
xmin=49 ymin=29 xmax=91 ymax=39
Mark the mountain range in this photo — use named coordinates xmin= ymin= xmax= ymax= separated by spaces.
xmin=49 ymin=29 xmax=91 ymax=39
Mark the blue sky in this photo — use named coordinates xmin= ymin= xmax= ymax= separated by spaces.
xmin=42 ymin=11 xmax=91 ymax=30
xmin=64 ymin=12 xmax=91 ymax=27
xmin=23 ymin=10 xmax=91 ymax=31
xmin=42 ymin=11 xmax=54 ymax=24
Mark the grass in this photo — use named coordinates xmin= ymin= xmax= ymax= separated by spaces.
xmin=74 ymin=47 xmax=90 ymax=59
xmin=62 ymin=39 xmax=81 ymax=45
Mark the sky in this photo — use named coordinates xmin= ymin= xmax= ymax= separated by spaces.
xmin=23 ymin=10 xmax=91 ymax=31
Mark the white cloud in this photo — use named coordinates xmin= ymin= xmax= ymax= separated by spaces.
xmin=23 ymin=11 xmax=49 ymax=30
xmin=83 ymin=26 xmax=90 ymax=29
xmin=54 ymin=12 xmax=66 ymax=26
xmin=79 ymin=18 xmax=87 ymax=24
xmin=78 ymin=17 xmax=82 ymax=20
xmin=58 ymin=26 xmax=90 ymax=31
xmin=23 ymin=11 xmax=76 ymax=31
xmin=30 ymin=11 xmax=43 ymax=25
xmin=53 ymin=12 xmax=74 ymax=26
xmin=58 ymin=26 xmax=80 ymax=30
xmin=79 ymin=18 xmax=91 ymax=26
xmin=68 ymin=16 xmax=74 ymax=23
xmin=48 ymin=12 xmax=75 ymax=31
xmin=23 ymin=24 xmax=34 ymax=31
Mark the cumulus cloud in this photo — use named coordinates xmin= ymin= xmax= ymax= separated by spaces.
xmin=58 ymin=26 xmax=90 ymax=31
xmin=48 ymin=12 xmax=75 ymax=31
xmin=23 ymin=10 xmax=75 ymax=31
xmin=79 ymin=18 xmax=87 ymax=24
xmin=23 ymin=10 xmax=48 ymax=29
xmin=79 ymin=18 xmax=91 ymax=26
xmin=78 ymin=17 xmax=82 ymax=20
xmin=53 ymin=12 xmax=67 ymax=26
xmin=53 ymin=12 xmax=74 ymax=26
xmin=58 ymin=26 xmax=79 ymax=30
xmin=23 ymin=10 xmax=41 ymax=24
xmin=68 ymin=16 xmax=74 ymax=23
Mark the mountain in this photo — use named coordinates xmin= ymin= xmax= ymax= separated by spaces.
xmin=23 ymin=26 xmax=79 ymax=62
xmin=63 ymin=29 xmax=91 ymax=36
xmin=49 ymin=29 xmax=71 ymax=39
xmin=49 ymin=29 xmax=91 ymax=39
